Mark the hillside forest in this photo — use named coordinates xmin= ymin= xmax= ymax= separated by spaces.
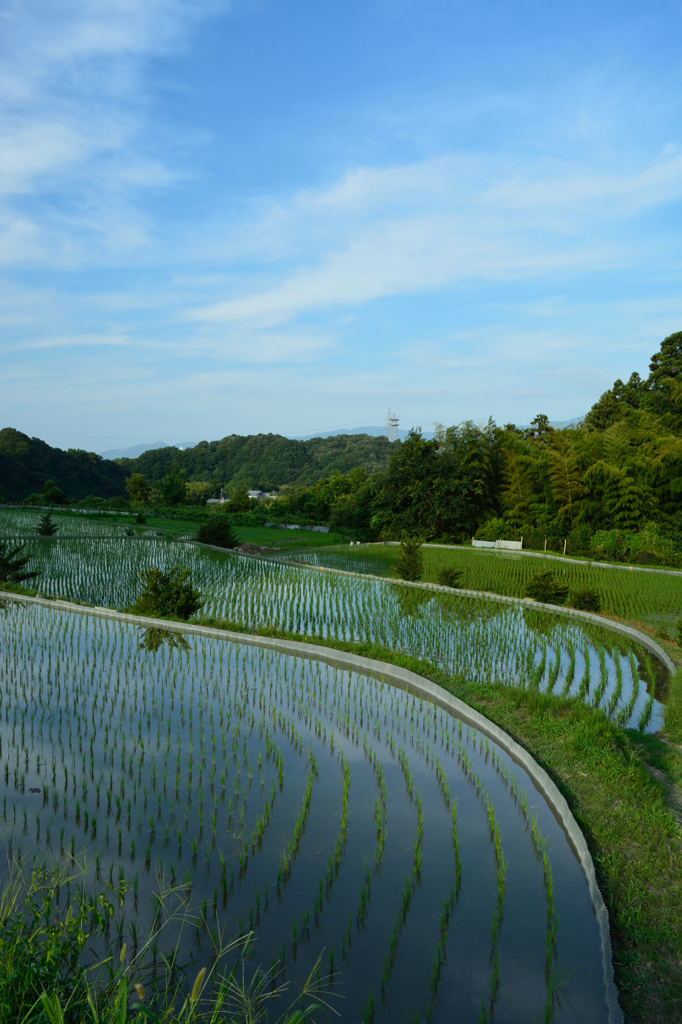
xmin=3 ymin=330 xmax=682 ymax=564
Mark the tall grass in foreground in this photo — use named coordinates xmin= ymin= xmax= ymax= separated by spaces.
xmin=0 ymin=857 xmax=330 ymax=1024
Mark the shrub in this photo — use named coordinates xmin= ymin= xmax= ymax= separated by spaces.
xmin=131 ymin=565 xmax=203 ymax=621
xmin=436 ymin=566 xmax=464 ymax=588
xmin=523 ymin=570 xmax=569 ymax=606
xmin=23 ymin=479 xmax=70 ymax=507
xmin=570 ymin=587 xmax=601 ymax=613
xmin=196 ymin=517 xmax=238 ymax=549
xmin=394 ymin=535 xmax=423 ymax=581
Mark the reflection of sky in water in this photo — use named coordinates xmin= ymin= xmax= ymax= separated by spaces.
xmin=0 ymin=603 xmax=609 ymax=1023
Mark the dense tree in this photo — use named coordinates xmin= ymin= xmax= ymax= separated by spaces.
xmin=369 ymin=424 xmax=500 ymax=540
xmin=159 ymin=465 xmax=187 ymax=506
xmin=524 ymin=570 xmax=569 ymax=606
xmin=546 ymin=434 xmax=585 ymax=529
xmin=23 ymin=479 xmax=70 ymax=506
xmin=228 ymin=487 xmax=252 ymax=512
xmin=35 ymin=513 xmax=58 ymax=537
xmin=394 ymin=535 xmax=424 ymax=581
xmin=0 ymin=430 xmax=127 ymax=502
xmin=116 ymin=432 xmax=394 ymax=493
xmin=125 ymin=473 xmax=151 ymax=504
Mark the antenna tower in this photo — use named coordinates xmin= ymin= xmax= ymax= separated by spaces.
xmin=386 ymin=408 xmax=400 ymax=443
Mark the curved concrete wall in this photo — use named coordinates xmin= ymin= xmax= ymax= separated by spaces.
xmin=2 ymin=590 xmax=623 ymax=1023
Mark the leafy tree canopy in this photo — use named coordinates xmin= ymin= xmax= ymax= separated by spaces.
xmin=159 ymin=464 xmax=187 ymax=506
xmin=196 ymin=517 xmax=238 ymax=549
xmin=125 ymin=473 xmax=151 ymax=504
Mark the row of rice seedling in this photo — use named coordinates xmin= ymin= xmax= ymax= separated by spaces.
xmin=4 ymin=536 xmax=661 ymax=728
xmin=0 ymin=601 xmax=608 ymax=1021
xmin=293 ymin=543 xmax=682 ymax=630
xmin=0 ymin=509 xmax=135 ymax=538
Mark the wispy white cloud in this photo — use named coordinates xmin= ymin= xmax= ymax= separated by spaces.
xmin=19 ymin=332 xmax=132 ymax=350
xmin=0 ymin=0 xmax=226 ymax=261
xmin=190 ymin=150 xmax=682 ymax=327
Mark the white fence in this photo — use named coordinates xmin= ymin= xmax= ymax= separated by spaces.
xmin=264 ymin=522 xmax=329 ymax=533
xmin=472 ymin=538 xmax=523 ymax=551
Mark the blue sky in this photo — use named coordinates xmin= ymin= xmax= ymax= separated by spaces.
xmin=2 ymin=0 xmax=681 ymax=451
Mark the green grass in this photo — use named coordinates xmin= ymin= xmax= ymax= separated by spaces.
xmin=188 ymin=612 xmax=682 ymax=1024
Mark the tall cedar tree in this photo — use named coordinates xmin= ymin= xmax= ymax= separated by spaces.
xmin=0 ymin=541 xmax=43 ymax=584
xmin=394 ymin=535 xmax=423 ymax=581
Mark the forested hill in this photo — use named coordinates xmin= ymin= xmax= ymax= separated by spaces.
xmin=0 ymin=428 xmax=127 ymax=502
xmin=0 ymin=428 xmax=395 ymax=501
xmin=117 ymin=432 xmax=394 ymax=491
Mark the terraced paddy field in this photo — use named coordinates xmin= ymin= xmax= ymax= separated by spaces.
xmin=0 ymin=601 xmax=610 ymax=1022
xmin=1 ymin=536 xmax=665 ymax=730
xmin=0 ymin=508 xmax=349 ymax=548
xmin=288 ymin=544 xmax=682 ymax=632
xmin=0 ymin=508 xmax=138 ymax=538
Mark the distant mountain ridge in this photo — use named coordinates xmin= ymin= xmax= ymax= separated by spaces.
xmin=292 ymin=425 xmax=429 ymax=441
xmin=292 ymin=419 xmax=580 ymax=441
xmin=99 ymin=441 xmax=197 ymax=459
xmin=1 ymin=417 xmax=583 ymax=502
xmin=0 ymin=428 xmax=396 ymax=501
xmin=101 ymin=419 xmax=580 ymax=458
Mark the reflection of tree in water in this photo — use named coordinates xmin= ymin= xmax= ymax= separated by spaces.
xmin=138 ymin=627 xmax=190 ymax=654
xmin=522 ymin=607 xmax=560 ymax=639
xmin=394 ymin=585 xmax=433 ymax=618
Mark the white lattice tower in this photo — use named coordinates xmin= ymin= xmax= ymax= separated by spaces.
xmin=386 ymin=408 xmax=400 ymax=443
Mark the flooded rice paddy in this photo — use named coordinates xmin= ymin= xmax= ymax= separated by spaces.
xmin=9 ymin=535 xmax=666 ymax=731
xmin=0 ymin=601 xmax=610 ymax=1022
